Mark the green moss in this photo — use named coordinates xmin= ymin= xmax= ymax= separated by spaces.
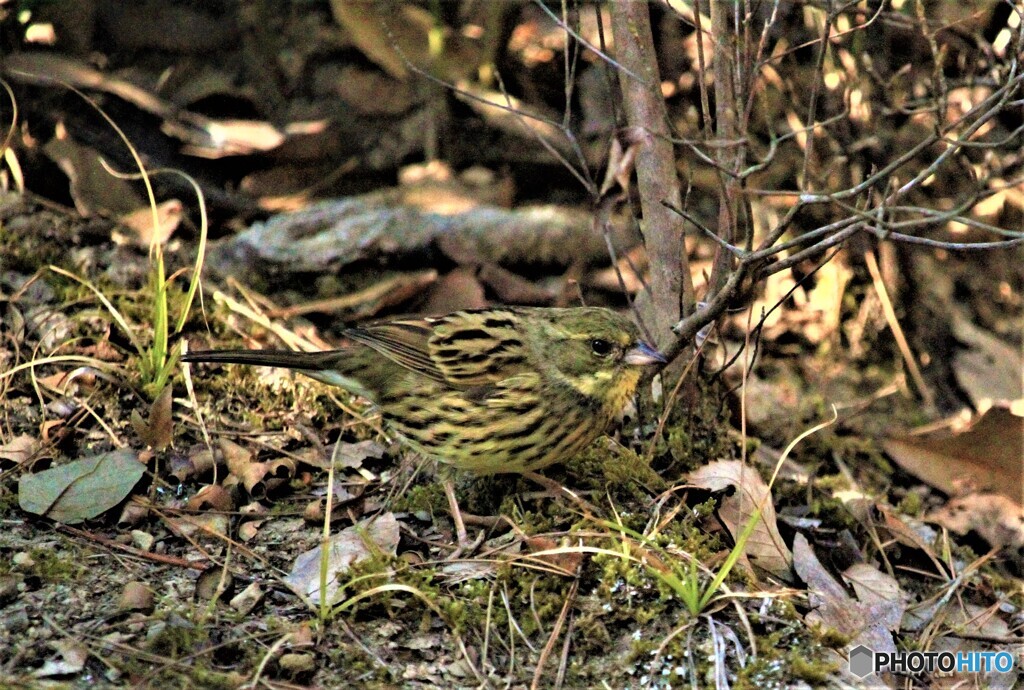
xmin=307 ymin=483 xmax=841 ymax=687
xmin=145 ymin=614 xmax=210 ymax=657
xmin=807 ymin=494 xmax=858 ymax=530
xmin=733 ymin=604 xmax=835 ymax=686
xmin=767 ymin=649 xmax=838 ymax=685
xmin=119 ymin=610 xmax=253 ymax=689
xmin=896 ymin=490 xmax=924 ymax=516
xmin=810 ymin=624 xmax=853 ymax=648
xmin=594 ymin=594 xmax=834 ymax=689
xmin=390 ymin=480 xmax=448 ymax=516
xmin=812 ymin=473 xmax=851 ymax=492
xmin=23 ymin=546 xmax=86 ymax=583
xmin=666 ymin=427 xmax=691 ymax=464
xmin=0 ymin=487 xmax=20 ymax=517
xmin=600 ymin=443 xmax=666 ymax=493
xmin=320 ymin=638 xmax=389 ymax=683
xmin=0 ymin=212 xmax=74 ymax=276
xmin=186 ymin=669 xmax=248 ymax=689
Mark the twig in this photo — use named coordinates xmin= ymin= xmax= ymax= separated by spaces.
xmin=862 ymin=247 xmax=933 ymax=405
xmin=57 ymin=524 xmax=208 ymax=571
xmin=530 ymin=577 xmax=579 ymax=690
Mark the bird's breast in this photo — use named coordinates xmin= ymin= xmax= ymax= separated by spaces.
xmin=375 ymin=365 xmax=642 ymax=475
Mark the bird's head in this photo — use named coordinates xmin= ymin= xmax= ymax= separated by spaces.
xmin=526 ymin=307 xmax=666 ymax=405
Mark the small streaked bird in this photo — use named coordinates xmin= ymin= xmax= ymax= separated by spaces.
xmin=183 ymin=306 xmax=664 ymax=475
xmin=183 ymin=306 xmax=665 ymax=542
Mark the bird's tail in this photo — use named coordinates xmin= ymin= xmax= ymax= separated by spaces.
xmin=182 ymin=349 xmax=341 ymax=370
xmin=182 ymin=348 xmax=374 ymax=399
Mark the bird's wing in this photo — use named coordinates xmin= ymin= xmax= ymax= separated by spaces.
xmin=347 ymin=310 xmax=530 ymax=387
xmin=344 ymin=319 xmax=449 ymax=383
xmin=425 ymin=310 xmax=530 ymax=386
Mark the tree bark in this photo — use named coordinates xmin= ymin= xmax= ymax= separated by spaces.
xmin=610 ymin=1 xmax=693 ymax=347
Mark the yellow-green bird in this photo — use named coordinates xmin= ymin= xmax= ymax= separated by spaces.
xmin=183 ymin=306 xmax=665 ymax=477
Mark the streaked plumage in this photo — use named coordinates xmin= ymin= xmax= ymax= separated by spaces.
xmin=183 ymin=307 xmax=665 ymax=475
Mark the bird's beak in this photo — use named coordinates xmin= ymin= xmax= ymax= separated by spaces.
xmin=624 ymin=341 xmax=667 ymax=366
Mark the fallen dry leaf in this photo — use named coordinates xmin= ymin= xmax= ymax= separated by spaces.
xmin=171 ymin=447 xmax=222 ymax=483
xmin=0 ymin=434 xmax=37 ymax=469
xmin=902 ymin=602 xmax=1017 ymax=690
xmin=34 ymin=640 xmax=89 ymax=678
xmin=131 ymin=384 xmax=173 ymax=451
xmin=687 ymin=459 xmax=793 ymax=581
xmin=220 ymin=438 xmax=271 ymax=499
xmin=327 ymin=439 xmax=387 ymax=471
xmin=195 ymin=565 xmax=235 ymax=602
xmin=116 ymin=200 xmax=184 ymax=247
xmin=118 ymin=581 xmax=155 ymax=613
xmin=330 ymin=0 xmax=428 ymax=81
xmin=477 ymin=263 xmax=554 ymax=305
xmin=36 ymin=370 xmax=81 ymax=391
xmin=186 ymin=484 xmax=235 ymax=513
xmin=843 ymin=563 xmax=909 ymax=633
xmin=43 ymin=123 xmax=145 ymax=217
xmin=951 ymin=314 xmax=1023 ymax=407
xmin=793 ymin=533 xmax=905 ymax=655
xmin=598 ymin=127 xmax=644 ymax=197
xmin=524 ymin=535 xmax=584 ymax=576
xmin=802 ymin=257 xmax=851 ymax=344
xmin=117 ymin=501 xmax=150 ymax=528
xmin=270 ymin=270 xmax=438 ymax=319
xmin=267 ymin=457 xmax=297 ymax=480
xmin=238 ymin=521 xmax=264 ymax=542
xmin=230 ymin=582 xmax=265 ymax=616
xmin=285 ymin=512 xmax=400 ymax=605
xmin=420 ymin=268 xmax=488 ymax=315
xmin=844 ymin=500 xmax=946 ymax=575
xmin=882 ymin=404 xmax=1023 ymax=505
xmin=164 ymin=513 xmax=231 ymax=540
xmin=182 ymin=119 xmax=286 ymax=158
xmin=19 ymin=449 xmax=146 ymax=524
xmin=904 ymin=599 xmax=1010 ymax=635
xmin=926 ymin=493 xmax=1024 ymax=548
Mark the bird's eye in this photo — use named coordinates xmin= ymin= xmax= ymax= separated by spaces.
xmin=590 ymin=339 xmax=613 ymax=357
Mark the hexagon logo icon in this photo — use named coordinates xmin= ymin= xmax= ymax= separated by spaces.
xmin=849 ymin=645 xmax=874 ymax=678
